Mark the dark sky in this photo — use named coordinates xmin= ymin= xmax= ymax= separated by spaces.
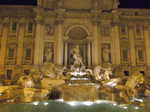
xmin=0 ymin=0 xmax=150 ymax=9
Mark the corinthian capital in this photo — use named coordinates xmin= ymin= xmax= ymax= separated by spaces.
xmin=19 ymin=17 xmax=26 ymax=26
xmin=35 ymin=15 xmax=44 ymax=24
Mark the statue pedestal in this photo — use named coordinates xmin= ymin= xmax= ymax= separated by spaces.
xmin=41 ymin=78 xmax=65 ymax=89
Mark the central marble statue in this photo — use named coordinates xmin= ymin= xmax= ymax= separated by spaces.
xmin=72 ymin=45 xmax=84 ymax=67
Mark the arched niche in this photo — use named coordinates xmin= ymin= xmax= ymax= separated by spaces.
xmin=64 ymin=25 xmax=92 ymax=66
xmin=65 ymin=25 xmax=90 ymax=38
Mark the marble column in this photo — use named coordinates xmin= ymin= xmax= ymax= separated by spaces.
xmin=16 ymin=22 xmax=25 ymax=65
xmin=92 ymin=23 xmax=99 ymax=65
xmin=128 ymin=24 xmax=136 ymax=66
xmin=64 ymin=41 xmax=68 ymax=66
xmin=56 ymin=22 xmax=64 ymax=65
xmin=88 ymin=40 xmax=92 ymax=66
xmin=34 ymin=21 xmax=44 ymax=65
xmin=144 ymin=25 xmax=150 ymax=66
xmin=111 ymin=24 xmax=121 ymax=65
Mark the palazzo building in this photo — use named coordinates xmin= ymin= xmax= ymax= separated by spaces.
xmin=0 ymin=0 xmax=150 ymax=79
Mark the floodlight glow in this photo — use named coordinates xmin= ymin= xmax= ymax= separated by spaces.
xmin=95 ymin=100 xmax=116 ymax=104
xmin=67 ymin=101 xmax=78 ymax=106
xmin=134 ymin=106 xmax=139 ymax=110
xmin=71 ymin=71 xmax=86 ymax=77
xmin=56 ymin=99 xmax=64 ymax=102
xmin=33 ymin=102 xmax=39 ymax=105
xmin=43 ymin=102 xmax=48 ymax=106
xmin=83 ymin=101 xmax=93 ymax=106
xmin=119 ymin=104 xmax=128 ymax=109
xmin=113 ymin=103 xmax=117 ymax=106
xmin=123 ymin=106 xmax=128 ymax=109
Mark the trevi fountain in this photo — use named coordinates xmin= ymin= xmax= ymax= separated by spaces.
xmin=0 ymin=45 xmax=150 ymax=112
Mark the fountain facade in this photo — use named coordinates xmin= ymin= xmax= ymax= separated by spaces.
xmin=0 ymin=1 xmax=149 ymax=111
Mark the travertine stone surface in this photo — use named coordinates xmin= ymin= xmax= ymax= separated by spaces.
xmin=0 ymin=0 xmax=150 ymax=78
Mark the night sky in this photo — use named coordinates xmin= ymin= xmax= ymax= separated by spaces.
xmin=0 ymin=0 xmax=149 ymax=9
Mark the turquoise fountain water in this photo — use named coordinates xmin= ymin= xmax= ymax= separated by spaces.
xmin=0 ymin=100 xmax=149 ymax=112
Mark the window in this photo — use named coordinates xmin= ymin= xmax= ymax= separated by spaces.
xmin=120 ymin=24 xmax=128 ymax=35
xmin=135 ymin=25 xmax=144 ymax=39
xmin=8 ymin=48 xmax=14 ymax=58
xmin=27 ymin=23 xmax=33 ymax=33
xmin=122 ymin=48 xmax=129 ymax=61
xmin=23 ymin=47 xmax=33 ymax=64
xmin=6 ymin=46 xmax=16 ymax=64
xmin=137 ymin=48 xmax=144 ymax=62
xmin=6 ymin=70 xmax=12 ymax=80
xmin=25 ymin=48 xmax=31 ymax=59
xmin=120 ymin=24 xmax=128 ymax=39
xmin=11 ymin=22 xmax=17 ymax=33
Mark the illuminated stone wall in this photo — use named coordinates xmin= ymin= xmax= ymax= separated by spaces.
xmin=0 ymin=0 xmax=150 ymax=79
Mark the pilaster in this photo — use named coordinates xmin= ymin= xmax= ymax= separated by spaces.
xmin=0 ymin=18 xmax=9 ymax=65
xmin=55 ymin=8 xmax=65 ymax=65
xmin=16 ymin=19 xmax=25 ymax=65
xmin=56 ymin=21 xmax=64 ymax=65
xmin=111 ymin=24 xmax=120 ymax=65
xmin=92 ymin=22 xmax=99 ymax=66
xmin=144 ymin=25 xmax=150 ymax=66
xmin=34 ymin=18 xmax=44 ymax=65
xmin=128 ymin=24 xmax=136 ymax=66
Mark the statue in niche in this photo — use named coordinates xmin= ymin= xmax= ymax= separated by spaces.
xmin=71 ymin=45 xmax=84 ymax=66
xmin=102 ymin=44 xmax=111 ymax=63
xmin=44 ymin=46 xmax=53 ymax=64
xmin=46 ymin=24 xmax=55 ymax=36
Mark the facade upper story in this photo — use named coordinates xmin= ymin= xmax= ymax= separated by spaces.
xmin=0 ymin=0 xmax=150 ymax=69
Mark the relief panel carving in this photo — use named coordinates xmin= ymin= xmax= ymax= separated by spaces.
xmin=45 ymin=24 xmax=55 ymax=36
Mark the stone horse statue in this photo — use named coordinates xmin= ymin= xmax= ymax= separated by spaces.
xmin=93 ymin=66 xmax=112 ymax=81
xmin=116 ymin=71 xmax=144 ymax=102
xmin=125 ymin=72 xmax=144 ymax=97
